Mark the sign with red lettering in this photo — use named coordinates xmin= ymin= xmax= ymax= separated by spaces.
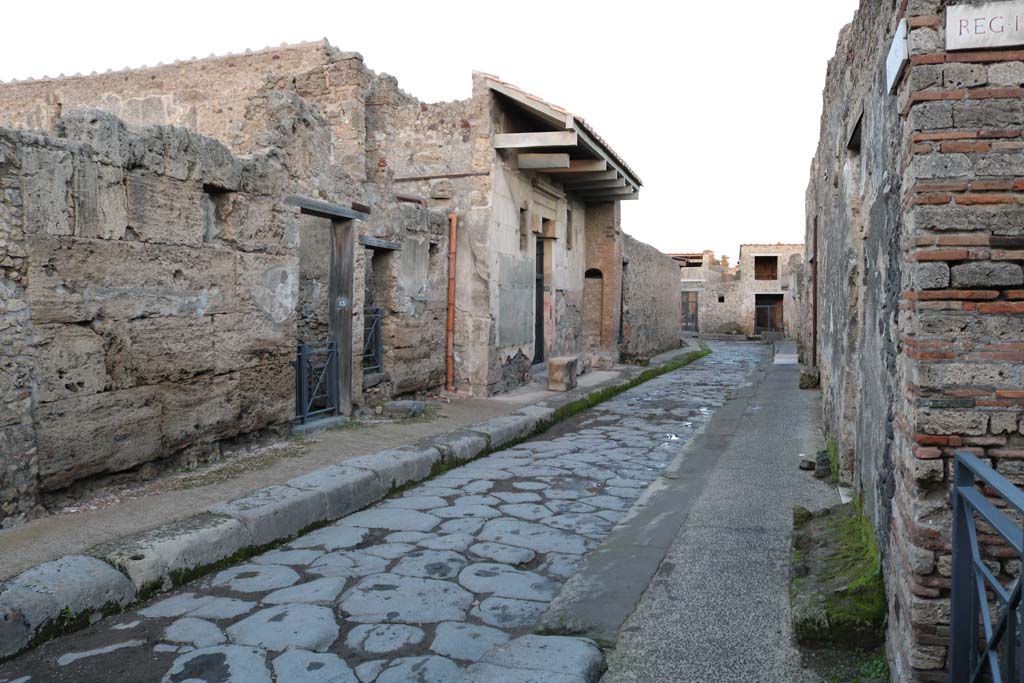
xmin=947 ymin=1 xmax=1024 ymax=50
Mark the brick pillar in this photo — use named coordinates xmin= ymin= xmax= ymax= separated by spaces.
xmin=891 ymin=5 xmax=1024 ymax=679
xmin=584 ymin=201 xmax=622 ymax=362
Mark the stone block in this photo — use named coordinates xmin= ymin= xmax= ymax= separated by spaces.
xmin=472 ymin=635 xmax=604 ymax=682
xmin=26 ymin=237 xmax=236 ymax=323
xmin=73 ymin=160 xmax=127 ymax=240
xmin=210 ymin=484 xmax=328 ymax=547
xmin=90 ymin=513 xmax=251 ymax=592
xmin=56 ymin=109 xmax=139 ymax=167
xmin=236 ymin=252 xmax=299 ymax=324
xmin=911 ymin=153 xmax=971 ymax=180
xmin=951 ymin=262 xmax=1024 ymax=288
xmin=212 ymin=312 xmax=293 ymax=374
xmin=431 ymin=431 xmax=489 ymax=465
xmin=126 ymin=171 xmax=205 ymax=246
xmin=125 ymin=315 xmax=217 ymax=384
xmin=159 ymin=372 xmax=243 ymax=451
xmin=0 ymin=585 xmax=55 ymax=658
xmin=909 ymin=102 xmax=953 ymax=131
xmin=548 ymin=357 xmax=579 ymax=392
xmin=21 ymin=145 xmax=72 ymax=236
xmin=908 ymin=206 xmax=1024 ymax=236
xmin=205 ymin=193 xmax=285 ymax=252
xmin=9 ymin=555 xmax=136 ymax=618
xmin=35 ymin=386 xmax=163 ymax=490
xmin=33 ymin=323 xmax=108 ymax=403
xmin=991 ymin=413 xmax=1020 ymax=435
xmin=382 ymin=400 xmax=426 ymax=419
xmin=917 ymin=362 xmax=1020 ymax=388
xmin=989 ymin=62 xmax=1024 ymax=87
xmin=917 ymin=409 xmax=989 ymax=436
xmin=236 ymin=363 xmax=293 ymax=434
xmin=470 ymin=414 xmax=538 ymax=451
xmin=915 ymin=262 xmax=950 ymax=290
xmin=943 ymin=63 xmax=987 ymax=89
xmin=345 ymin=446 xmax=442 ymax=491
xmin=953 ymin=99 xmax=1024 ymax=129
xmin=287 ymin=465 xmax=388 ymax=520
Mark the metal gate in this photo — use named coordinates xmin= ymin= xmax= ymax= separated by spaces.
xmin=293 ymin=341 xmax=339 ymax=424
xmin=363 ymin=307 xmax=383 ymax=375
xmin=682 ymin=292 xmax=699 ymax=332
xmin=949 ymin=451 xmax=1024 ymax=682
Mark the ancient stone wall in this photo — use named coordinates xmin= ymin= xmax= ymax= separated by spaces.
xmin=805 ymin=1 xmax=1024 ymax=679
xmin=620 ymin=234 xmax=681 ymax=362
xmin=2 ymin=113 xmax=299 ymax=509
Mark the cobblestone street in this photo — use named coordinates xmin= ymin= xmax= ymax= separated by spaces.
xmin=0 ymin=342 xmax=765 ymax=683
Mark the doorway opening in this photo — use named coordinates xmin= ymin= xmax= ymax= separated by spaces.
xmin=755 ymin=294 xmax=785 ymax=335
xmin=534 ymin=237 xmax=545 ymax=365
xmin=682 ymin=291 xmax=699 ymax=332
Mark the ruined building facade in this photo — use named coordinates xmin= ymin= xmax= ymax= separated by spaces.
xmin=803 ymin=1 xmax=1024 ymax=679
xmin=673 ymin=244 xmax=804 ymax=338
xmin=0 ymin=42 xmax=680 ymax=525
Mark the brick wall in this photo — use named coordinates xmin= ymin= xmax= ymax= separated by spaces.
xmin=805 ymin=1 xmax=1024 ymax=679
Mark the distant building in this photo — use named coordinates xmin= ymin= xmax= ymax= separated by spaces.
xmin=670 ymin=244 xmax=804 ymax=338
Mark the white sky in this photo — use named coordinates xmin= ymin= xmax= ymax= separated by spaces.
xmin=0 ymin=1 xmax=860 ymax=263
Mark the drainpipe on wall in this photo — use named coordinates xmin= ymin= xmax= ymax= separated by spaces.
xmin=446 ymin=213 xmax=458 ymax=392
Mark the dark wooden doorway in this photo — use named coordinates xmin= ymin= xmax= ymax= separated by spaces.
xmin=534 ymin=238 xmax=545 ymax=365
xmin=754 ymin=293 xmax=784 ymax=335
xmin=682 ymin=291 xmax=699 ymax=332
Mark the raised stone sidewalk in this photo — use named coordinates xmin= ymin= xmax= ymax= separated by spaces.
xmin=0 ymin=344 xmax=712 ymax=663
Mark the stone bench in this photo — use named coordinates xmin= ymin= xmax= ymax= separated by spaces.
xmin=548 ymin=356 xmax=579 ymax=392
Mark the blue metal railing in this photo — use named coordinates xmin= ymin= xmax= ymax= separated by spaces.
xmin=949 ymin=451 xmax=1024 ymax=682
xmin=292 ymin=341 xmax=339 ymax=424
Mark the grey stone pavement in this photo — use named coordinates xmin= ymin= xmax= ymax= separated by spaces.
xmin=0 ymin=342 xmax=771 ymax=682
xmin=600 ymin=346 xmax=835 ymax=683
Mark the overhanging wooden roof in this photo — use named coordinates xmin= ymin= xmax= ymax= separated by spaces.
xmin=482 ymin=74 xmax=642 ymax=203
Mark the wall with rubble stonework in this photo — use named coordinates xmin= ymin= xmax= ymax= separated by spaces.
xmin=805 ymin=1 xmax=1024 ymax=679
xmin=620 ymin=234 xmax=681 ymax=362
xmin=2 ymin=114 xmax=299 ymax=511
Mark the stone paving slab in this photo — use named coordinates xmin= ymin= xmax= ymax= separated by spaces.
xmin=0 ymin=342 xmax=762 ymax=681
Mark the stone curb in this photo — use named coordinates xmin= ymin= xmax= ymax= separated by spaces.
xmin=0 ymin=345 xmax=708 ymax=661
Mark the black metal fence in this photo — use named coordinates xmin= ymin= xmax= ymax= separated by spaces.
xmin=363 ymin=307 xmax=383 ymax=375
xmin=292 ymin=341 xmax=339 ymax=424
xmin=949 ymin=451 xmax=1024 ymax=682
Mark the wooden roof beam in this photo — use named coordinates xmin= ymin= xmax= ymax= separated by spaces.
xmin=518 ymin=153 xmax=570 ymax=170
xmin=493 ymin=131 xmax=578 ymax=149
xmin=535 ymin=159 xmax=607 ymax=174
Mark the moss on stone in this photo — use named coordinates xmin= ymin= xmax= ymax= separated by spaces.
xmin=791 ymin=502 xmax=886 ymax=648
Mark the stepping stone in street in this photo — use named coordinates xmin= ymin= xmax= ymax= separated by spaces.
xmin=469 ymin=542 xmax=536 ymax=566
xmin=458 ymin=563 xmax=558 ymax=602
xmin=418 ymin=532 xmax=475 ymax=552
xmin=341 ymin=573 xmax=473 ymax=624
xmin=375 ymin=656 xmax=461 ymax=683
xmin=308 ymin=551 xmax=390 ymax=579
xmin=341 ymin=509 xmax=441 ymax=532
xmin=211 ymin=564 xmax=300 ymax=593
xmin=162 ymin=645 xmax=271 ymax=683
xmin=499 ymin=503 xmax=551 ymax=521
xmin=289 ymin=525 xmax=368 ymax=551
xmin=263 ymin=577 xmax=347 ymax=605
xmin=391 ymin=549 xmax=468 ymax=580
xmin=478 ymin=519 xmax=588 ymax=555
xmin=470 ymin=597 xmax=547 ymax=629
xmin=345 ymin=623 xmax=426 ymax=655
xmin=227 ymin=604 xmax=338 ymax=652
xmin=430 ymin=621 xmax=509 ymax=662
xmin=163 ymin=617 xmax=225 ymax=648
xmin=272 ymin=650 xmax=357 ymax=683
